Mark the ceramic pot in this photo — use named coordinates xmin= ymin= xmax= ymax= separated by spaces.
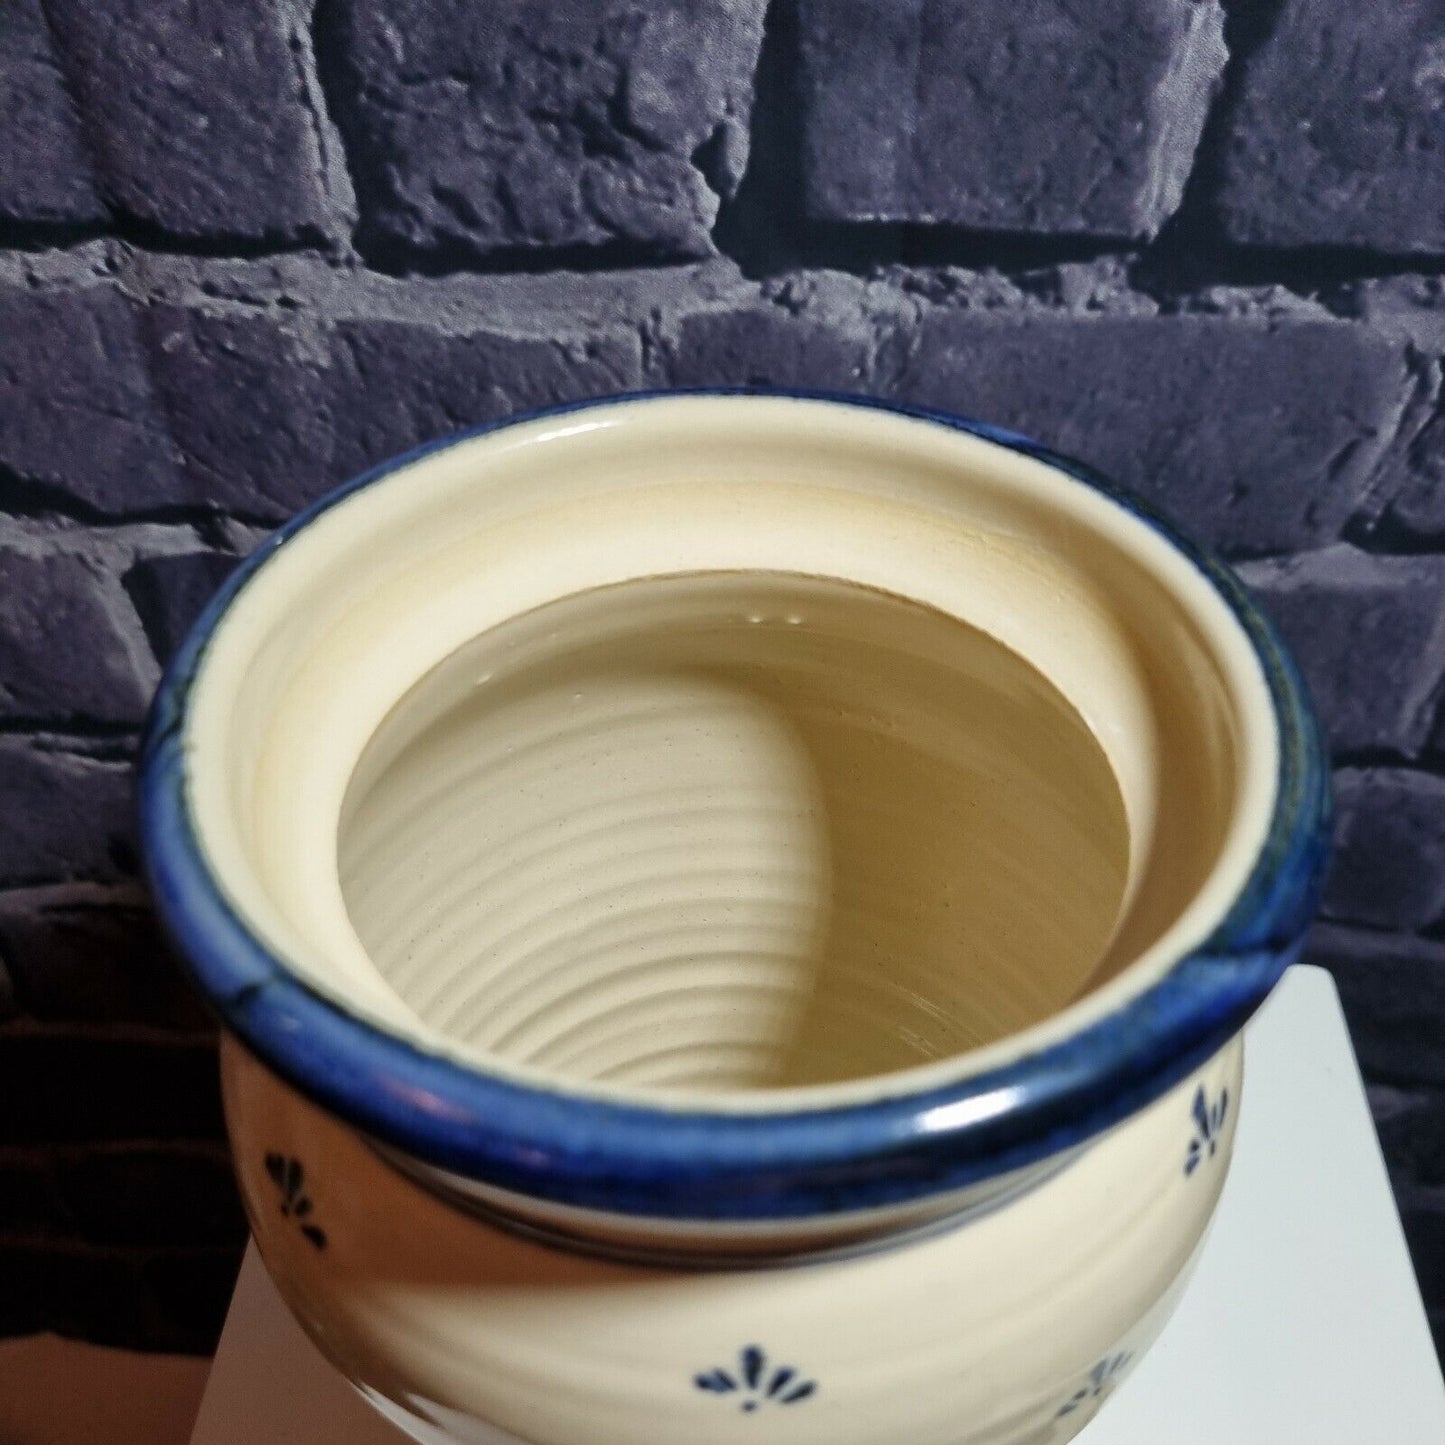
xmin=139 ymin=393 xmax=1329 ymax=1445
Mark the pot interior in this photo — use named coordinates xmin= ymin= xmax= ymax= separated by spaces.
xmin=337 ymin=571 xmax=1130 ymax=1091
xmin=180 ymin=397 xmax=1273 ymax=1108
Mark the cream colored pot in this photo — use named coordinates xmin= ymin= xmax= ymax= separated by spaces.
xmin=139 ymin=393 xmax=1329 ymax=1445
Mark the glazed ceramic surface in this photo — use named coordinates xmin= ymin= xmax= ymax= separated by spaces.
xmin=224 ymin=1028 xmax=1239 ymax=1445
xmin=139 ymin=393 xmax=1329 ymax=1444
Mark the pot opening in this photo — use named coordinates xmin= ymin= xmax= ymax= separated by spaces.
xmin=177 ymin=396 xmax=1271 ymax=1111
xmin=337 ymin=571 xmax=1131 ymax=1092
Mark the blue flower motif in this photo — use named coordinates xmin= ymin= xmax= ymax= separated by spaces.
xmin=695 ymin=1346 xmax=816 ymax=1411
xmin=1057 ymin=1351 xmax=1132 ymax=1417
xmin=264 ymin=1152 xmax=328 ymax=1249
xmin=1185 ymin=1084 xmax=1229 ymax=1177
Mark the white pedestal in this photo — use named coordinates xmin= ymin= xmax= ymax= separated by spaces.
xmin=190 ymin=966 xmax=1445 ymax=1443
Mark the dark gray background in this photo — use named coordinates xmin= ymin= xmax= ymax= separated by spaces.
xmin=1 ymin=0 xmax=1442 ymax=1360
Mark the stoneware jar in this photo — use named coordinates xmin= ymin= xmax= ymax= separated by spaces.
xmin=139 ymin=392 xmax=1330 ymax=1445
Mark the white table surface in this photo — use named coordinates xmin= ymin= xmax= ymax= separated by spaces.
xmin=190 ymin=965 xmax=1445 ymax=1443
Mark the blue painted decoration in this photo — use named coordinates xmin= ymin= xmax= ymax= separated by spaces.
xmin=1057 ymin=1351 xmax=1132 ymax=1417
xmin=1185 ymin=1084 xmax=1230 ymax=1176
xmin=264 ymin=1153 xmax=328 ymax=1249
xmin=695 ymin=1346 xmax=817 ymax=1411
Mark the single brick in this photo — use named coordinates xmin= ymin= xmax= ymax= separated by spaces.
xmin=146 ymin=288 xmax=641 ymax=520
xmin=1211 ymin=0 xmax=1445 ymax=252
xmin=124 ymin=551 xmax=242 ymax=667
xmin=1380 ymin=403 xmax=1445 ymax=545
xmin=1241 ymin=549 xmax=1445 ymax=757
xmin=140 ymin=303 xmax=340 ymax=520
xmin=659 ymin=274 xmax=892 ymax=390
xmin=139 ymin=1244 xmax=245 ymax=1353
xmin=0 ymin=1035 xmax=223 ymax=1146
xmin=0 ymin=741 xmax=136 ymax=886
xmin=0 ymin=891 xmax=212 ymax=1029
xmin=0 ymin=546 xmax=151 ymax=725
xmin=1305 ymin=924 xmax=1445 ymax=1087
xmin=1324 ymin=770 xmax=1445 ymax=931
xmin=0 ymin=0 xmax=105 ymax=226
xmin=0 ymin=1152 xmax=63 ymax=1235
xmin=56 ymin=1147 xmax=246 ymax=1248
xmin=0 ymin=1243 xmax=141 ymax=1343
xmin=1374 ymin=1088 xmax=1445 ymax=1191
xmin=322 ymin=0 xmax=766 ymax=262
xmin=42 ymin=0 xmax=341 ymax=243
xmin=1398 ymin=1187 xmax=1445 ymax=1329
xmin=800 ymin=0 xmax=1226 ymax=239
xmin=322 ymin=312 xmax=641 ymax=489
xmin=0 ymin=277 xmax=189 ymax=513
xmin=0 ymin=1240 xmax=239 ymax=1351
xmin=895 ymin=312 xmax=1408 ymax=557
xmin=0 ymin=949 xmax=15 ymax=1022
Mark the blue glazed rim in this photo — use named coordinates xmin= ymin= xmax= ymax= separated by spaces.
xmin=138 ymin=389 xmax=1331 ymax=1221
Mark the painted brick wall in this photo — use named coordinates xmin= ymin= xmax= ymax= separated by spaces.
xmin=2 ymin=0 xmax=1443 ymax=1358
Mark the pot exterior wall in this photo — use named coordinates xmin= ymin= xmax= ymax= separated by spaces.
xmin=223 ymin=1033 xmax=1240 ymax=1445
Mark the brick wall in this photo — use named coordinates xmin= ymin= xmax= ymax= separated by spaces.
xmin=1 ymin=0 xmax=1443 ymax=1357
